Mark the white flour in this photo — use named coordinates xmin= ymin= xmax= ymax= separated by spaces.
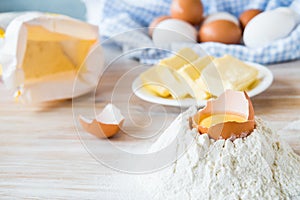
xmin=143 ymin=107 xmax=300 ymax=200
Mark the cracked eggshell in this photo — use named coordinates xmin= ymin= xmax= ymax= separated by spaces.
xmin=192 ymin=90 xmax=255 ymax=140
xmin=79 ymin=104 xmax=124 ymax=139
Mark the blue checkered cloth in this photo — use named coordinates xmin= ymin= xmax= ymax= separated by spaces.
xmin=95 ymin=0 xmax=300 ymax=64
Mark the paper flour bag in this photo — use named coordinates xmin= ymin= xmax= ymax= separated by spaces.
xmin=0 ymin=12 xmax=103 ymax=103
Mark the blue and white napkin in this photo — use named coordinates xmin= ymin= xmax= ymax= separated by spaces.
xmin=87 ymin=0 xmax=300 ymax=64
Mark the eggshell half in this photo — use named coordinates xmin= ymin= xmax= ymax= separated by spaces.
xmin=192 ymin=90 xmax=255 ymax=140
xmin=79 ymin=104 xmax=125 ymax=139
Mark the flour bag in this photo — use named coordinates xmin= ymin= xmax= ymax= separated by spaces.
xmin=0 ymin=12 xmax=103 ymax=103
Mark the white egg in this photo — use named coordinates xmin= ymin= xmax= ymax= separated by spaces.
xmin=290 ymin=0 xmax=300 ymax=24
xmin=243 ymin=7 xmax=297 ymax=48
xmin=152 ymin=19 xmax=197 ymax=45
xmin=203 ymin=12 xmax=239 ymax=26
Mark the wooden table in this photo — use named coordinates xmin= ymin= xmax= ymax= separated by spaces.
xmin=0 ymin=46 xmax=300 ymax=199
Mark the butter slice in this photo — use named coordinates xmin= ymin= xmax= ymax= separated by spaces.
xmin=141 ymin=65 xmax=189 ymax=98
xmin=159 ymin=48 xmax=199 ymax=70
xmin=198 ymin=55 xmax=258 ymax=96
xmin=140 ymin=66 xmax=170 ymax=97
xmin=177 ymin=56 xmax=213 ymax=100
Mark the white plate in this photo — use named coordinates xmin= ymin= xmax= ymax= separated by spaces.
xmin=132 ymin=62 xmax=273 ymax=107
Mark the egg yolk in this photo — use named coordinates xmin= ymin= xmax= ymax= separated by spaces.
xmin=0 ymin=28 xmax=5 ymax=38
xmin=199 ymin=113 xmax=247 ymax=128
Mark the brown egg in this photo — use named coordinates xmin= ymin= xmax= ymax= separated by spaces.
xmin=148 ymin=16 xmax=171 ymax=37
xmin=192 ymin=90 xmax=255 ymax=140
xmin=199 ymin=20 xmax=242 ymax=44
xmin=170 ymin=0 xmax=204 ymax=25
xmin=239 ymin=9 xmax=262 ymax=29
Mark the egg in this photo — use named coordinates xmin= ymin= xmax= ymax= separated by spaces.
xmin=243 ymin=7 xmax=297 ymax=48
xmin=170 ymin=0 xmax=203 ymax=25
xmin=289 ymin=1 xmax=300 ymax=24
xmin=199 ymin=20 xmax=242 ymax=44
xmin=239 ymin=9 xmax=262 ymax=29
xmin=152 ymin=19 xmax=197 ymax=45
xmin=79 ymin=104 xmax=124 ymax=139
xmin=192 ymin=90 xmax=255 ymax=140
xmin=148 ymin=16 xmax=171 ymax=37
xmin=203 ymin=12 xmax=239 ymax=26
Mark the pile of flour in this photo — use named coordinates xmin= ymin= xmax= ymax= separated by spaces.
xmin=143 ymin=107 xmax=300 ymax=200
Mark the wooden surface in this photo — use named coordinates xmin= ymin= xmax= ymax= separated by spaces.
xmin=0 ymin=47 xmax=300 ymax=199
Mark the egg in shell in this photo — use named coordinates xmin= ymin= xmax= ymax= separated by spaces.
xmin=79 ymin=104 xmax=125 ymax=139
xmin=170 ymin=0 xmax=204 ymax=25
xmin=152 ymin=19 xmax=197 ymax=45
xmin=203 ymin=12 xmax=239 ymax=26
xmin=199 ymin=19 xmax=242 ymax=44
xmin=239 ymin=9 xmax=262 ymax=29
xmin=148 ymin=16 xmax=171 ymax=37
xmin=192 ymin=90 xmax=255 ymax=140
xmin=243 ymin=7 xmax=297 ymax=48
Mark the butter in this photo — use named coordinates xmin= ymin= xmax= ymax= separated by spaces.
xmin=141 ymin=65 xmax=189 ymax=98
xmin=141 ymin=50 xmax=259 ymax=101
xmin=156 ymin=65 xmax=189 ymax=99
xmin=199 ymin=113 xmax=247 ymax=128
xmin=177 ymin=56 xmax=213 ymax=100
xmin=22 ymin=25 xmax=96 ymax=80
xmin=140 ymin=66 xmax=170 ymax=97
xmin=159 ymin=48 xmax=199 ymax=70
xmin=214 ymin=55 xmax=258 ymax=91
xmin=198 ymin=55 xmax=258 ymax=96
